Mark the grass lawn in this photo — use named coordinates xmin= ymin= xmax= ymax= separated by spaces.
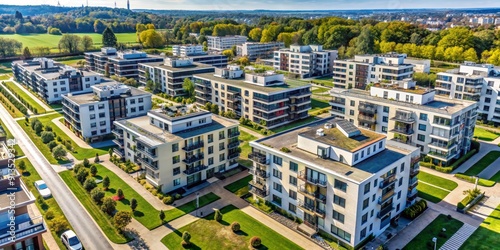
xmin=460 ymin=203 xmax=500 ymax=249
xmin=417 ymin=182 xmax=450 ymax=203
xmin=0 ymin=118 xmax=24 ymax=157
xmin=16 ymin=159 xmax=72 ymax=250
xmin=0 ymin=65 xmax=10 ymax=74
xmin=271 ymin=116 xmax=318 ymax=134
xmin=402 ymin=214 xmax=464 ymax=250
xmin=489 ymin=170 xmax=500 ymax=183
xmin=54 ymin=56 xmax=85 ymax=67
xmin=164 ymin=192 xmax=221 ymax=223
xmin=237 ymin=130 xmax=257 ymax=168
xmin=311 ymin=86 xmax=329 ymax=94
xmin=0 ymin=74 xmax=10 ymax=80
xmin=311 ymin=76 xmax=334 ymax=87
xmin=224 ymin=175 xmax=252 ymax=197
xmin=161 ymin=205 xmax=303 ymax=250
xmin=418 ymin=172 xmax=458 ymax=191
xmin=464 ymin=151 xmax=500 ymax=176
xmin=4 ymin=81 xmax=49 ymax=112
xmin=455 ymin=173 xmax=496 ymax=187
xmin=0 ymin=90 xmax=25 ymax=118
xmin=473 ymin=127 xmax=500 ymax=141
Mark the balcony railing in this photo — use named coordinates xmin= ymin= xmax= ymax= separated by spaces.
xmin=228 ymin=141 xmax=240 ymax=149
xmin=410 ymin=167 xmax=420 ymax=177
xmin=298 ymin=185 xmax=327 ymax=203
xmin=390 ymin=127 xmax=414 ymax=135
xmin=183 ymin=153 xmax=204 ymax=164
xmin=315 ymin=207 xmax=326 ymax=218
xmin=136 ymin=158 xmax=158 ymax=170
xmin=113 ymin=148 xmax=124 ymax=158
xmin=113 ymin=139 xmax=124 ymax=147
xmin=298 ymin=200 xmax=315 ymax=213
xmin=409 ymin=177 xmax=418 ymax=189
xmin=228 ymin=131 xmax=241 ymax=138
xmin=137 ymin=146 xmax=157 ymax=159
xmin=358 ymin=114 xmax=377 ymax=124
xmin=298 ymin=171 xmax=327 ymax=187
xmin=249 ymin=181 xmax=266 ymax=191
xmin=358 ymin=103 xmax=377 ymax=114
xmin=411 ymin=156 xmax=420 ymax=165
xmin=407 ymin=189 xmax=418 ymax=201
xmin=377 ymin=205 xmax=394 ymax=218
xmin=430 ymin=141 xmax=457 ymax=150
xmin=379 ymin=174 xmax=397 ymax=189
xmin=428 ymin=151 xmax=453 ymax=160
xmin=228 ymin=152 xmax=240 ymax=160
xmin=249 ymin=169 xmax=269 ymax=179
xmin=249 ymin=187 xmax=268 ymax=198
xmin=378 ymin=190 xmax=395 ymax=205
xmin=182 ymin=141 xmax=204 ymax=151
xmin=391 ymin=114 xmax=415 ymax=123
xmin=184 ymin=165 xmax=208 ymax=175
xmin=249 ymin=152 xmax=267 ymax=164
xmin=112 ymin=129 xmax=123 ymax=138
xmin=0 ymin=215 xmax=46 ymax=246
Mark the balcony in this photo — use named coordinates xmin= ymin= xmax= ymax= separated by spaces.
xmin=113 ymin=139 xmax=124 ymax=148
xmin=228 ymin=140 xmax=240 ymax=149
xmin=0 ymin=215 xmax=46 ymax=246
xmin=298 ymin=200 xmax=316 ymax=214
xmin=137 ymin=146 xmax=158 ymax=160
xmin=249 ymin=187 xmax=268 ymax=198
xmin=358 ymin=114 xmax=377 ymax=124
xmin=113 ymin=148 xmax=124 ymax=158
xmin=315 ymin=207 xmax=326 ymax=218
xmin=379 ymin=174 xmax=397 ymax=189
xmin=182 ymin=141 xmax=204 ymax=151
xmin=428 ymin=151 xmax=454 ymax=161
xmin=377 ymin=205 xmax=394 ymax=218
xmin=358 ymin=102 xmax=377 ymax=114
xmin=249 ymin=181 xmax=267 ymax=192
xmin=112 ymin=129 xmax=123 ymax=138
xmin=228 ymin=152 xmax=240 ymax=160
xmin=411 ymin=156 xmax=420 ymax=165
xmin=378 ymin=190 xmax=395 ymax=205
xmin=390 ymin=127 xmax=414 ymax=135
xmin=298 ymin=171 xmax=327 ymax=187
xmin=136 ymin=158 xmax=158 ymax=171
xmin=407 ymin=189 xmax=418 ymax=202
xmin=249 ymin=152 xmax=268 ymax=164
xmin=298 ymin=185 xmax=326 ymax=203
xmin=183 ymin=153 xmax=204 ymax=164
xmin=391 ymin=113 xmax=415 ymax=123
xmin=429 ymin=141 xmax=457 ymax=151
xmin=184 ymin=165 xmax=208 ymax=175
xmin=249 ymin=169 xmax=269 ymax=179
xmin=228 ymin=131 xmax=240 ymax=138
xmin=410 ymin=167 xmax=420 ymax=177
xmin=409 ymin=177 xmax=418 ymax=190
xmin=329 ymin=98 xmax=345 ymax=106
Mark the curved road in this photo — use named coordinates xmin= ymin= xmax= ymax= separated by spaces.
xmin=0 ymin=106 xmax=113 ymax=249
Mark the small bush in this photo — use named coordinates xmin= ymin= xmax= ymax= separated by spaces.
xmin=50 ymin=218 xmax=69 ymax=234
xmin=231 ymin=221 xmax=240 ymax=232
xmin=174 ymin=193 xmax=182 ymax=200
xmin=214 ymin=209 xmax=223 ymax=222
xmin=438 ymin=231 xmax=447 ymax=238
xmin=250 ymin=236 xmax=261 ymax=248
xmin=90 ymin=188 xmax=105 ymax=204
xmin=163 ymin=196 xmax=174 ymax=205
xmin=45 ymin=210 xmax=55 ymax=220
xmin=182 ymin=231 xmax=191 ymax=243
xmin=280 ymin=147 xmax=291 ymax=153
xmin=447 ymin=214 xmax=452 ymax=220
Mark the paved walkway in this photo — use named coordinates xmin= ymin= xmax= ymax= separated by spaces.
xmin=478 ymin=154 xmax=500 ymax=179
xmin=439 ymin=223 xmax=477 ymax=250
xmin=52 ymin=117 xmax=93 ymax=149
xmin=419 ymin=180 xmax=453 ymax=192
xmin=238 ymin=125 xmax=265 ymax=139
xmin=9 ymin=77 xmax=53 ymax=112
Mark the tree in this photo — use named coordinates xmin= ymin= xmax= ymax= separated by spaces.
xmin=182 ymin=231 xmax=191 ymax=244
xmin=102 ymin=176 xmax=110 ymax=190
xmin=0 ymin=38 xmax=22 ymax=58
xmin=102 ymin=27 xmax=117 ymax=47
xmin=463 ymin=48 xmax=478 ymax=62
xmin=130 ymin=198 xmax=138 ymax=211
xmin=101 ymin=197 xmax=116 ymax=215
xmin=139 ymin=29 xmax=165 ymax=48
xmin=17 ymin=160 xmax=26 ymax=174
xmin=108 ymin=148 xmax=113 ymax=157
xmin=58 ymin=34 xmax=81 ymax=53
xmin=40 ymin=131 xmax=55 ymax=143
xmin=83 ymin=158 xmax=90 ymax=168
xmin=438 ymin=27 xmax=474 ymax=50
xmin=83 ymin=178 xmax=97 ymax=192
xmin=214 ymin=208 xmax=223 ymax=222
xmin=355 ymin=26 xmax=375 ymax=55
xmin=237 ymin=56 xmax=249 ymax=66
xmin=248 ymin=28 xmax=262 ymax=42
xmin=90 ymin=188 xmax=105 ymax=204
xmin=182 ymin=78 xmax=195 ymax=98
xmin=222 ymin=49 xmax=234 ymax=60
xmin=117 ymin=188 xmax=124 ymax=198
xmin=22 ymin=47 xmax=31 ymax=60
xmin=90 ymin=165 xmax=97 ymax=176
xmin=113 ymin=211 xmax=132 ymax=232
xmin=81 ymin=35 xmax=93 ymax=51
xmin=76 ymin=169 xmax=89 ymax=184
xmin=52 ymin=145 xmax=67 ymax=159
xmin=260 ymin=29 xmax=273 ymax=43
xmin=94 ymin=153 xmax=100 ymax=163
xmin=159 ymin=210 xmax=165 ymax=222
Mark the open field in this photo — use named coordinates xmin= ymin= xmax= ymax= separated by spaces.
xmin=0 ymin=33 xmax=138 ymax=49
xmin=402 ymin=214 xmax=464 ymax=250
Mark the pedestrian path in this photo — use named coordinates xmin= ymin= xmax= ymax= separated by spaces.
xmin=52 ymin=117 xmax=93 ymax=149
xmin=439 ymin=223 xmax=477 ymax=250
xmin=9 ymin=77 xmax=53 ymax=112
xmin=478 ymin=156 xmax=500 ymax=179
xmin=419 ymin=180 xmax=453 ymax=192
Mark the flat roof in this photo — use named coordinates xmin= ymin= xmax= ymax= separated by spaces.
xmin=64 ymin=84 xmax=150 ymax=105
xmin=149 ymin=109 xmax=211 ymax=122
xmin=14 ymin=61 xmax=99 ymax=79
xmin=141 ymin=62 xmax=213 ymax=72
xmin=195 ymin=73 xmax=310 ymax=94
xmin=372 ymin=84 xmax=432 ymax=95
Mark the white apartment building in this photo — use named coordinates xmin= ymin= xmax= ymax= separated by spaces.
xmin=139 ymin=58 xmax=215 ymax=97
xmin=193 ymin=65 xmax=312 ymax=129
xmin=329 ymin=79 xmax=478 ymax=166
xmin=249 ymin=118 xmax=420 ymax=248
xmin=112 ymin=106 xmax=240 ymax=193
xmin=12 ymin=58 xmax=101 ymax=103
xmin=478 ymin=17 xmax=495 ymax=25
xmin=332 ymin=53 xmax=414 ymax=90
xmin=206 ymin=35 xmax=248 ymax=51
xmin=404 ymin=58 xmax=431 ymax=73
xmin=62 ymin=82 xmax=152 ymax=140
xmin=273 ymin=45 xmax=337 ymax=78
xmin=436 ymin=62 xmax=500 ymax=124
xmin=236 ymin=42 xmax=285 ymax=61
xmin=172 ymin=45 xmax=205 ymax=57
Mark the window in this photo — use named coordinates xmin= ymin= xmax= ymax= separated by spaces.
xmin=99 ymin=112 xmax=105 ymax=118
xmin=419 ymin=113 xmax=428 ymax=121
xmin=208 ymin=146 xmax=214 ymax=154
xmin=172 ymin=155 xmax=180 ymax=164
xmin=363 ymin=198 xmax=369 ymax=209
xmin=397 ymin=191 xmax=402 ymax=199
xmin=272 ymin=194 xmax=282 ymax=206
xmin=98 ymin=104 xmax=105 ymax=109
xmin=399 ymin=178 xmax=403 ymax=187
xmin=354 ymin=153 xmax=359 ymax=161
xmin=186 ymin=121 xmax=192 ymax=127
xmin=89 ymin=105 xmax=95 ymax=111
xmin=289 ymin=203 xmax=297 ymax=213
xmin=273 ymin=155 xmax=282 ymax=166
xmin=362 ymin=213 xmax=368 ymax=224
xmin=350 ymin=100 xmax=355 ymax=107
xmin=208 ymin=157 xmax=214 ymax=165
xmin=364 ymin=183 xmax=370 ymax=194
xmin=139 ymin=98 xmax=144 ymax=103
xmin=397 ymin=203 xmax=401 ymax=212
xmin=334 ymin=179 xmax=347 ymax=192
xmin=367 ymin=147 xmax=371 ymax=155
xmin=372 ymin=194 xmax=376 ymax=202
xmin=173 ymin=167 xmax=180 ymax=175
xmin=208 ymin=134 xmax=213 ymax=143
xmin=383 ymin=106 xmax=389 ymax=113
xmin=289 ymin=176 xmax=297 ymax=186
xmin=139 ymin=106 xmax=144 ymax=111
xmin=219 ymin=142 xmax=225 ymax=150
xmin=333 ymin=210 xmax=345 ymax=223
xmin=219 ymin=153 xmax=225 ymax=161
xmin=369 ymin=224 xmax=373 ymax=232
xmin=371 ymin=209 xmax=374 ymax=217
xmin=361 ymin=151 xmax=364 ymax=158
xmin=374 ymin=179 xmax=378 ymax=188
xmin=91 ymin=123 xmax=96 ymax=128
xmin=173 ymin=178 xmax=181 ymax=186
xmin=130 ymin=99 xmax=136 ymax=104
xmin=349 ymin=110 xmax=354 ymax=115
xmin=290 ymin=161 xmax=298 ymax=172
xmin=331 ymin=225 xmax=351 ymax=243
xmin=379 ymin=141 xmax=383 ymax=148
xmin=273 ymin=169 xmax=282 ymax=179
xmin=219 ymin=131 xmax=225 ymax=140
xmin=244 ymin=90 xmax=249 ymax=96
xmin=382 ymin=116 xmax=388 ymax=122
xmin=382 ymin=126 xmax=388 ymax=132
xmin=418 ymin=124 xmax=427 ymax=131
xmin=289 ymin=190 xmax=297 ymax=199
xmin=172 ymin=143 xmax=179 ymax=152
xmin=417 ymin=134 xmax=425 ymax=142
xmin=361 ymin=228 xmax=367 ymax=239
xmin=90 ymin=114 xmax=95 ymax=119
xmin=333 ymin=195 xmax=346 ymax=207
xmin=99 ymin=121 xmax=106 ymax=126
xmin=273 ymin=182 xmax=282 ymax=193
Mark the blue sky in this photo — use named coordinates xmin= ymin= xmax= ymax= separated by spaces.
xmin=11 ymin=0 xmax=500 ymax=10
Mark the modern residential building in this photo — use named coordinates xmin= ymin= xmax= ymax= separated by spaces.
xmin=248 ymin=118 xmax=420 ymax=248
xmin=84 ymin=47 xmax=163 ymax=79
xmin=0 ymin=134 xmax=47 ymax=250
xmin=236 ymin=42 xmax=285 ymax=61
xmin=332 ymin=53 xmax=414 ymax=90
xmin=172 ymin=45 xmax=205 ymax=57
xmin=206 ymin=35 xmax=248 ymax=51
xmin=112 ymin=105 xmax=240 ymax=193
xmin=329 ymin=79 xmax=478 ymax=166
xmin=193 ymin=65 xmax=312 ymax=129
xmin=404 ymin=58 xmax=431 ymax=73
xmin=138 ymin=57 xmax=215 ymax=97
xmin=12 ymin=58 xmax=101 ymax=103
xmin=62 ymin=82 xmax=152 ymax=141
xmin=189 ymin=54 xmax=228 ymax=68
xmin=272 ymin=45 xmax=337 ymax=78
xmin=436 ymin=62 xmax=500 ymax=124
xmin=171 ymin=45 xmax=228 ymax=68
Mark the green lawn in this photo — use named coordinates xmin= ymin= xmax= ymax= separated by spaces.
xmin=17 ymin=159 xmax=72 ymax=250
xmin=271 ymin=116 xmax=318 ymax=134
xmin=3 ymin=81 xmax=49 ymax=112
xmin=54 ymin=56 xmax=85 ymax=67
xmin=0 ymin=118 xmax=24 ymax=157
xmin=0 ymin=74 xmax=10 ymax=80
xmin=164 ymin=192 xmax=221 ymax=223
xmin=418 ymin=172 xmax=458 ymax=191
xmin=402 ymin=214 xmax=464 ymax=250
xmin=237 ymin=130 xmax=257 ymax=168
xmin=311 ymin=86 xmax=329 ymax=94
xmin=460 ymin=203 xmax=500 ymax=249
xmin=464 ymin=151 xmax=500 ymax=176
xmin=0 ymin=90 xmax=25 ymax=118
xmin=454 ymin=173 xmax=496 ymax=187
xmin=490 ymin=170 xmax=500 ymax=183
xmin=224 ymin=175 xmax=252 ymax=197
xmin=311 ymin=76 xmax=334 ymax=87
xmin=161 ymin=205 xmax=303 ymax=250
xmin=473 ymin=127 xmax=500 ymax=141
xmin=0 ymin=65 xmax=10 ymax=74
xmin=417 ymin=182 xmax=450 ymax=203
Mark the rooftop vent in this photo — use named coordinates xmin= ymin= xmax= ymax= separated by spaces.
xmin=324 ymin=123 xmax=333 ymax=129
xmin=316 ymin=128 xmax=324 ymax=136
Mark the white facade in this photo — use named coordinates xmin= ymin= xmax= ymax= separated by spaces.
xmin=236 ymin=42 xmax=284 ymax=60
xmin=404 ymin=58 xmax=431 ymax=73
xmin=172 ymin=45 xmax=205 ymax=57
xmin=206 ymin=35 xmax=248 ymax=51
xmin=273 ymin=45 xmax=338 ymax=78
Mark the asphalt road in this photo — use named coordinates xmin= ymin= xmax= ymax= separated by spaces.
xmin=0 ymin=107 xmax=113 ymax=250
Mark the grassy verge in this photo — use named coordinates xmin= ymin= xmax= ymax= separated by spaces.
xmin=4 ymin=81 xmax=48 ymax=112
xmin=238 ymin=130 xmax=257 ymax=168
xmin=402 ymin=214 xmax=464 ymax=250
xmin=17 ymin=117 xmax=66 ymax=164
xmin=454 ymin=173 xmax=496 ymax=187
xmin=459 ymin=203 xmax=500 ymax=249
xmin=417 ymin=182 xmax=450 ymax=203
xmin=224 ymin=175 xmax=252 ymax=197
xmin=164 ymin=193 xmax=221 ymax=222
xmin=0 ymin=118 xmax=24 ymax=157
xmin=464 ymin=151 xmax=500 ymax=176
xmin=161 ymin=205 xmax=304 ymax=250
xmin=0 ymin=90 xmax=25 ymax=117
xmin=271 ymin=116 xmax=318 ymax=134
xmin=418 ymin=172 xmax=458 ymax=191
xmin=0 ymin=74 xmax=9 ymax=80
xmin=473 ymin=127 xmax=500 ymax=141
xmin=489 ymin=170 xmax=500 ymax=183
xmin=16 ymin=159 xmax=72 ymax=250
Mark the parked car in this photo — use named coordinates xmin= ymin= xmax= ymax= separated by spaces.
xmin=61 ymin=230 xmax=83 ymax=250
xmin=34 ymin=180 xmax=51 ymax=198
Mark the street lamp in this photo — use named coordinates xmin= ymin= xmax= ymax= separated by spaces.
xmin=196 ymin=192 xmax=200 ymax=217
xmin=432 ymin=237 xmax=437 ymax=250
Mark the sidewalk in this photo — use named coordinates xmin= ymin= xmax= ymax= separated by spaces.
xmin=52 ymin=117 xmax=92 ymax=149
xmin=9 ymin=78 xmax=52 ymax=112
xmin=478 ymin=156 xmax=500 ymax=179
xmin=238 ymin=125 xmax=265 ymax=139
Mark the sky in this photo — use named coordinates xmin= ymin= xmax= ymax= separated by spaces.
xmin=7 ymin=0 xmax=500 ymax=10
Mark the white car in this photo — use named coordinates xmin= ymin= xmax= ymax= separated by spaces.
xmin=34 ymin=180 xmax=51 ymax=198
xmin=61 ymin=230 xmax=83 ymax=250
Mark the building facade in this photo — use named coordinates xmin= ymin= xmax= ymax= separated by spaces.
xmin=206 ymin=35 xmax=248 ymax=51
xmin=194 ymin=66 xmax=312 ymax=129
xmin=333 ymin=53 xmax=414 ymax=90
xmin=112 ymin=106 xmax=240 ymax=193
xmin=404 ymin=58 xmax=431 ymax=73
xmin=236 ymin=42 xmax=285 ymax=61
xmin=172 ymin=45 xmax=204 ymax=57
xmin=329 ymin=79 xmax=478 ymax=166
xmin=189 ymin=54 xmax=228 ymax=68
xmin=272 ymin=45 xmax=337 ymax=78
xmin=62 ymin=82 xmax=152 ymax=140
xmin=248 ymin=118 xmax=420 ymax=248
xmin=12 ymin=58 xmax=101 ymax=103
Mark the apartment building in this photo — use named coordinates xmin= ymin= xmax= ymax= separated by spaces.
xmin=193 ymin=66 xmax=312 ymax=129
xmin=248 ymin=118 xmax=420 ymax=248
xmin=404 ymin=58 xmax=430 ymax=73
xmin=332 ymin=53 xmax=414 ymax=90
xmin=189 ymin=54 xmax=228 ymax=68
xmin=206 ymin=35 xmax=248 ymax=51
xmin=236 ymin=42 xmax=285 ymax=61
xmin=112 ymin=105 xmax=240 ymax=193
xmin=85 ymin=47 xmax=163 ymax=79
xmin=0 ymin=136 xmax=47 ymax=250
xmin=139 ymin=57 xmax=215 ymax=97
xmin=329 ymin=79 xmax=478 ymax=166
xmin=172 ymin=45 xmax=204 ymax=57
xmin=436 ymin=62 xmax=500 ymax=124
xmin=273 ymin=45 xmax=337 ymax=78
xmin=12 ymin=58 xmax=101 ymax=103
xmin=62 ymin=82 xmax=152 ymax=141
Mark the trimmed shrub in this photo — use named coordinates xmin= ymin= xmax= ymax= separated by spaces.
xmin=231 ymin=221 xmax=240 ymax=232
xmin=250 ymin=236 xmax=261 ymax=248
xmin=50 ymin=218 xmax=69 ymax=234
xmin=403 ymin=200 xmax=428 ymax=219
xmin=90 ymin=188 xmax=105 ymax=204
xmin=83 ymin=178 xmax=97 ymax=192
xmin=182 ymin=231 xmax=191 ymax=243
xmin=163 ymin=196 xmax=174 ymax=205
xmin=214 ymin=209 xmax=223 ymax=222
xmin=45 ymin=210 xmax=55 ymax=220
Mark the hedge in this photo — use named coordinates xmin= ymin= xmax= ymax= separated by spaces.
xmin=420 ymin=149 xmax=478 ymax=173
xmin=0 ymin=84 xmax=28 ymax=114
xmin=450 ymin=149 xmax=477 ymax=169
xmin=402 ymin=200 xmax=428 ymax=219
xmin=454 ymin=173 xmax=496 ymax=187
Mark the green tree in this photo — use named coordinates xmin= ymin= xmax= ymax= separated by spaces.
xmin=52 ymin=145 xmax=67 ymax=159
xmin=130 ymin=198 xmax=138 ymax=211
xmin=139 ymin=29 xmax=165 ymax=48
xmin=355 ymin=26 xmax=375 ymax=55
xmin=102 ymin=176 xmax=110 ymax=190
xmin=379 ymin=41 xmax=396 ymax=53
xmin=463 ymin=48 xmax=478 ymax=62
xmin=58 ymin=34 xmax=81 ymax=53
xmin=81 ymin=35 xmax=94 ymax=51
xmin=17 ymin=160 xmax=26 ymax=174
xmin=90 ymin=165 xmax=97 ymax=176
xmin=40 ymin=131 xmax=55 ymax=143
xmin=260 ymin=29 xmax=273 ymax=43
xmin=101 ymin=197 xmax=116 ymax=215
xmin=182 ymin=78 xmax=195 ymax=97
xmin=90 ymin=188 xmax=105 ymax=204
xmin=22 ymin=47 xmax=31 ymax=59
xmin=438 ymin=27 xmax=474 ymax=50
xmin=248 ymin=27 xmax=262 ymax=41
xmin=222 ymin=49 xmax=234 ymax=60
xmin=182 ymin=231 xmax=191 ymax=244
xmin=102 ymin=27 xmax=117 ymax=47
xmin=159 ymin=210 xmax=165 ymax=222
xmin=113 ymin=211 xmax=132 ymax=232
